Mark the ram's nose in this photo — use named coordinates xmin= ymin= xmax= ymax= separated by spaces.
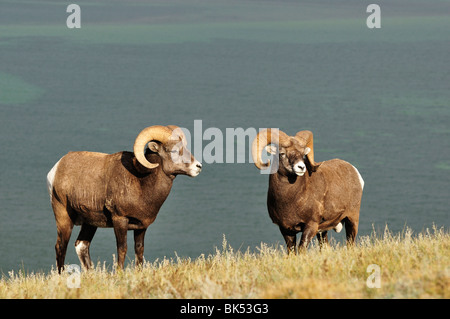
xmin=293 ymin=161 xmax=306 ymax=176
xmin=189 ymin=161 xmax=202 ymax=177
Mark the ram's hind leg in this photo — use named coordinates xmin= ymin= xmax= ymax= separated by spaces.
xmin=75 ymin=223 xmax=97 ymax=271
xmin=316 ymin=231 xmax=328 ymax=249
xmin=344 ymin=215 xmax=359 ymax=245
xmin=52 ymin=201 xmax=74 ymax=274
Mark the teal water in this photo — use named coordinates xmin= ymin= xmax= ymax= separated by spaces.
xmin=0 ymin=0 xmax=449 ymax=274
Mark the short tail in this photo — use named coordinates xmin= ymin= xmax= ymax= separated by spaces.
xmin=319 ymin=212 xmax=344 ymax=232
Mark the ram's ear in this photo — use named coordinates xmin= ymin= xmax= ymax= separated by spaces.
xmin=147 ymin=141 xmax=160 ymax=153
xmin=304 ymin=147 xmax=311 ymax=155
xmin=265 ymin=145 xmax=277 ymax=155
xmin=295 ymin=130 xmax=321 ymax=172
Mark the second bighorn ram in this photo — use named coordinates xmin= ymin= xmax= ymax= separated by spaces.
xmin=47 ymin=125 xmax=202 ymax=273
xmin=252 ymin=129 xmax=364 ymax=252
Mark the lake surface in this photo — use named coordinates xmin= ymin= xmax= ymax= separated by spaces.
xmin=0 ymin=0 xmax=449 ymax=274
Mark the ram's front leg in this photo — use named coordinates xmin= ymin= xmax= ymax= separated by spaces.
xmin=134 ymin=228 xmax=147 ymax=268
xmin=299 ymin=223 xmax=318 ymax=251
xmin=113 ymin=216 xmax=129 ymax=270
xmin=279 ymin=226 xmax=297 ymax=255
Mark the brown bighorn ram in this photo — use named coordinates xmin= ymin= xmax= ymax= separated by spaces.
xmin=47 ymin=125 xmax=202 ymax=273
xmin=252 ymin=129 xmax=364 ymax=253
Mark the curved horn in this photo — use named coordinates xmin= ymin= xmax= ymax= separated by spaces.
xmin=295 ymin=130 xmax=321 ymax=171
xmin=252 ymin=129 xmax=290 ymax=170
xmin=133 ymin=125 xmax=173 ymax=169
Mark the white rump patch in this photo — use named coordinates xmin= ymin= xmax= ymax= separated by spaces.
xmin=47 ymin=158 xmax=62 ymax=199
xmin=351 ymin=165 xmax=364 ymax=190
xmin=334 ymin=222 xmax=343 ymax=233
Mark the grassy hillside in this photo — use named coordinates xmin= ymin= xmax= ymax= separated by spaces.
xmin=1 ymin=226 xmax=448 ymax=299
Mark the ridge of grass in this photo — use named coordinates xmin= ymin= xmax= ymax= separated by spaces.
xmin=1 ymin=226 xmax=448 ymax=299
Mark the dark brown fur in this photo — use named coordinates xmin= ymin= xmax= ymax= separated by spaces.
xmin=49 ymin=140 xmax=201 ymax=273
xmin=264 ymin=138 xmax=364 ymax=253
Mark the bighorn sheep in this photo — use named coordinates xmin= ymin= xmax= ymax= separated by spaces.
xmin=47 ymin=125 xmax=202 ymax=273
xmin=252 ymin=129 xmax=364 ymax=252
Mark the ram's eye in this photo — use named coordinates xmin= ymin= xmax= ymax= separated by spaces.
xmin=280 ymin=152 xmax=286 ymax=157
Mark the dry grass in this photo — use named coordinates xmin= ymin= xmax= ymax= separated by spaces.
xmin=1 ymin=226 xmax=448 ymax=299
